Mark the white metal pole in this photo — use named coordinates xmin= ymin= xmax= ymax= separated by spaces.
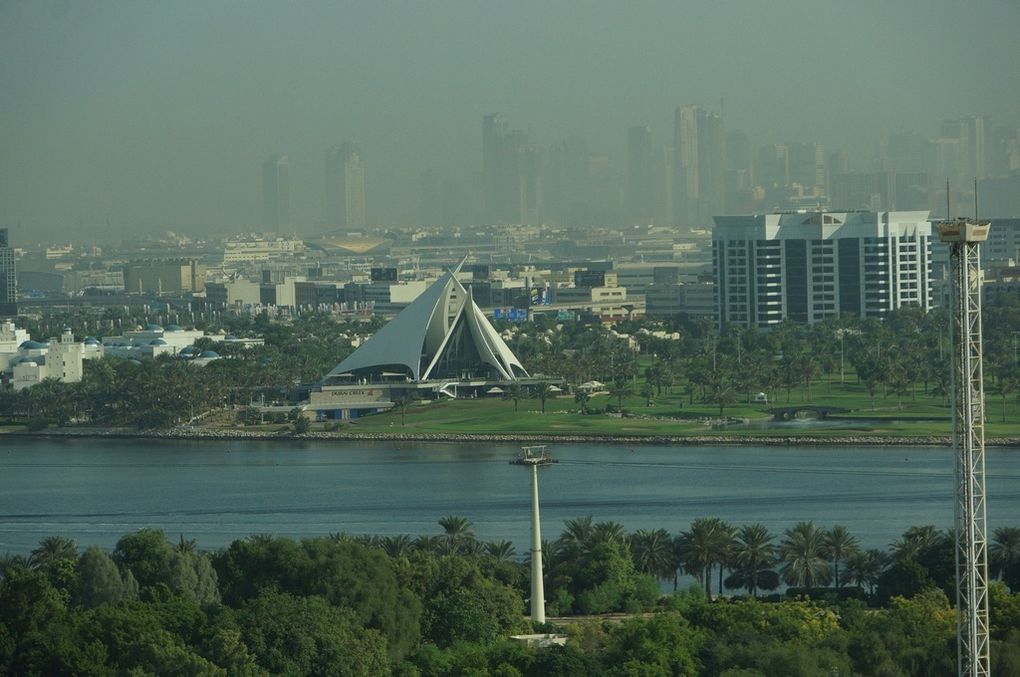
xmin=530 ymin=463 xmax=545 ymax=624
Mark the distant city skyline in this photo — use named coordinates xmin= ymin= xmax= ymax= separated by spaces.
xmin=1 ymin=2 xmax=1018 ymax=239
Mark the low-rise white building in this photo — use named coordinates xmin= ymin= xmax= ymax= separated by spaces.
xmin=222 ymin=237 xmax=303 ymax=264
xmin=0 ymin=320 xmax=31 ymax=371
xmin=8 ymin=329 xmax=94 ymax=391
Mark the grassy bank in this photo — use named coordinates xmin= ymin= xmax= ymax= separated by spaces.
xmin=316 ymin=374 xmax=1020 ymax=441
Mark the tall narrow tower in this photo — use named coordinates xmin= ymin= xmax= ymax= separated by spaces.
xmin=262 ymin=155 xmax=291 ymax=234
xmin=511 ymin=445 xmax=555 ymax=624
xmin=325 ymin=143 xmax=366 ymax=230
xmin=937 ymin=215 xmax=992 ymax=677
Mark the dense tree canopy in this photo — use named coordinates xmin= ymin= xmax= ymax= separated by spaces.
xmin=2 ymin=518 xmax=1020 ymax=675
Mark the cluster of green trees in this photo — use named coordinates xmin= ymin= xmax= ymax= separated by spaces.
xmin=0 ymin=312 xmax=376 ymax=429
xmin=3 ymin=519 xmax=1020 ymax=675
xmin=5 ymin=295 xmax=1020 ymax=429
xmin=507 ymin=296 xmax=1020 ymax=417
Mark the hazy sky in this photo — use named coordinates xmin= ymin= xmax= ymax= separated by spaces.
xmin=2 ymin=0 xmax=1018 ymax=241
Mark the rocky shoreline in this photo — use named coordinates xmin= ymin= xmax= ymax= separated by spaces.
xmin=6 ymin=427 xmax=1020 ymax=447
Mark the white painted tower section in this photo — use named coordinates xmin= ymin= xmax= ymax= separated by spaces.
xmin=529 ymin=462 xmax=545 ymax=624
xmin=511 ymin=445 xmax=553 ymax=625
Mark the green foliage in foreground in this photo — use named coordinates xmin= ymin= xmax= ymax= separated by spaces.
xmin=1 ymin=525 xmax=1019 ymax=676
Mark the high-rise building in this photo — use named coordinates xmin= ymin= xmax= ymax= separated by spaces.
xmin=518 ymin=144 xmax=544 ymax=225
xmin=713 ymin=210 xmax=933 ymax=328
xmin=673 ymin=105 xmax=725 ymax=226
xmin=0 ymin=228 xmax=16 ymax=316
xmin=627 ymin=125 xmax=655 ymax=225
xmin=938 ymin=116 xmax=988 ymax=182
xmin=724 ymin=130 xmax=753 ymax=213
xmin=262 ymin=155 xmax=291 ymax=234
xmin=755 ymin=144 xmax=789 ymax=188
xmin=482 ymin=114 xmax=533 ymax=224
xmin=325 ymin=142 xmax=366 ymax=229
xmin=482 ymin=113 xmax=508 ymax=223
xmin=545 ymin=136 xmax=591 ymax=227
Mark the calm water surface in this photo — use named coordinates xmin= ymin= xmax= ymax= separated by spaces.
xmin=1 ymin=438 xmax=1018 ymax=555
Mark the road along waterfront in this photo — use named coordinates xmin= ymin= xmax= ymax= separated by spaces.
xmin=2 ymin=438 xmax=1019 ymax=556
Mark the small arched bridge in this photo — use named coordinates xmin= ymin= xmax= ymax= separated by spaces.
xmin=769 ymin=405 xmax=850 ymax=421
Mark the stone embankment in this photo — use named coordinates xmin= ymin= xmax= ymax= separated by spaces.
xmin=7 ymin=427 xmax=1020 ymax=447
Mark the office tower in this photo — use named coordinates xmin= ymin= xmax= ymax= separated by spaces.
xmin=939 ymin=116 xmax=988 ymax=183
xmin=518 ymin=145 xmax=544 ymax=225
xmin=325 ymin=142 xmax=367 ymax=230
xmin=482 ymin=114 xmax=531 ymax=224
xmin=713 ymin=210 xmax=933 ymax=328
xmin=787 ymin=142 xmax=825 ymax=188
xmin=482 ymin=113 xmax=509 ymax=223
xmin=0 ymin=229 xmax=16 ymax=316
xmin=658 ymin=144 xmax=674 ymax=226
xmin=673 ymin=105 xmax=725 ymax=226
xmin=546 ymin=136 xmax=590 ymax=227
xmin=627 ymin=126 xmax=655 ymax=225
xmin=724 ymin=131 xmax=753 ymax=213
xmin=755 ymin=144 xmax=789 ymax=188
xmin=262 ymin=155 xmax=291 ymax=234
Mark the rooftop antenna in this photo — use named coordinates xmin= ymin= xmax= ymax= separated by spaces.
xmin=510 ymin=445 xmax=556 ymax=624
xmin=937 ymin=189 xmax=992 ymax=677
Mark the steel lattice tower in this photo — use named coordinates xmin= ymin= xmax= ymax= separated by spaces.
xmin=938 ymin=216 xmax=992 ymax=677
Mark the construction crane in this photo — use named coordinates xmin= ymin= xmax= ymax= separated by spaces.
xmin=936 ymin=212 xmax=991 ymax=677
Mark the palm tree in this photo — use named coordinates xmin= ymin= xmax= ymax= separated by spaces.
xmin=484 ymin=540 xmax=517 ymax=564
xmin=393 ymin=392 xmax=415 ymax=426
xmin=506 ymin=383 xmax=525 ymax=413
xmin=438 ymin=515 xmax=474 ymax=554
xmin=991 ymin=367 xmax=1020 ymax=423
xmin=797 ymin=354 xmax=819 ymax=399
xmin=729 ymin=524 xmax=777 ymax=597
xmin=175 ymin=534 xmax=198 ymax=554
xmin=608 ymin=379 xmax=632 ymax=411
xmin=534 ymin=382 xmax=554 ymax=413
xmin=574 ymin=389 xmax=590 ymax=414
xmin=780 ymin=521 xmax=831 ymax=591
xmin=630 ymin=529 xmax=675 ymax=583
xmin=559 ymin=516 xmax=594 ymax=552
xmin=382 ymin=534 xmax=413 ymax=559
xmin=704 ymin=373 xmax=736 ymax=418
xmin=846 ymin=548 xmax=887 ymax=595
xmin=891 ymin=525 xmax=941 ymax=561
xmin=639 ymin=382 xmax=655 ymax=407
xmin=591 ymin=520 xmax=627 ymax=546
xmin=29 ymin=536 xmax=78 ymax=569
xmin=678 ymin=517 xmax=733 ymax=598
xmin=990 ymin=526 xmax=1020 ymax=580
xmin=412 ymin=535 xmax=443 ymax=553
xmin=824 ymin=525 xmax=860 ymax=588
xmin=0 ymin=554 xmax=28 ymax=579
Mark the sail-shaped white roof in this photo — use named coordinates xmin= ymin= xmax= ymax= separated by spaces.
xmin=324 ymin=269 xmax=528 ymax=383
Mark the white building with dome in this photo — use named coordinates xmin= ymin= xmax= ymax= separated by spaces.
xmin=4 ymin=327 xmax=97 ymax=391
